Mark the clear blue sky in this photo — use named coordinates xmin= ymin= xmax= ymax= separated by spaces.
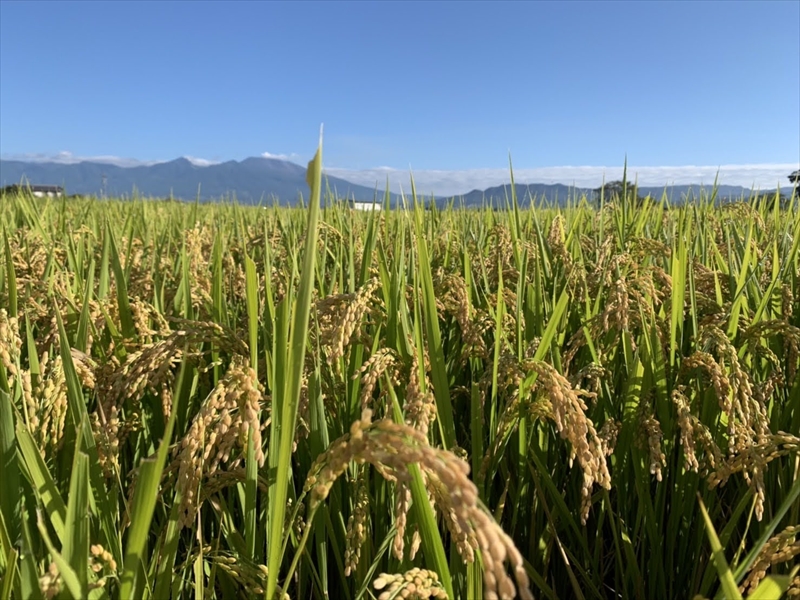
xmin=1 ymin=1 xmax=798 ymax=172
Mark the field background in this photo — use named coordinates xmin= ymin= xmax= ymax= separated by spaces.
xmin=0 ymin=150 xmax=798 ymax=600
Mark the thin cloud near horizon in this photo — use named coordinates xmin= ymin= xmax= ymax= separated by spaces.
xmin=1 ymin=152 xmax=796 ymax=196
xmin=326 ymin=164 xmax=799 ymax=196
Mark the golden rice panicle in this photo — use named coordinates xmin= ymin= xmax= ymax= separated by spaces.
xmin=344 ymin=471 xmax=370 ymax=576
xmin=373 ymin=568 xmax=448 ymax=600
xmin=640 ymin=414 xmax=666 ymax=482
xmin=673 ymin=387 xmax=700 ymax=472
xmin=184 ymin=224 xmax=214 ymax=309
xmin=38 ymin=562 xmax=60 ymax=600
xmin=598 ymin=418 xmax=621 ymax=457
xmin=303 ymin=410 xmax=532 ymax=600
xmin=672 ymin=386 xmax=723 ymax=474
xmin=788 ymin=576 xmax=800 ymax=598
xmin=194 ymin=548 xmax=269 ymax=596
xmin=330 ymin=277 xmax=381 ymax=366
xmin=425 ymin=474 xmax=476 ymax=563
xmin=570 ymin=362 xmax=608 ymax=401
xmin=598 ymin=277 xmax=631 ymax=343
xmin=410 ymin=526 xmax=422 ymax=561
xmin=393 ymin=481 xmax=412 ymax=561
xmin=89 ymin=543 xmax=118 ymax=586
xmin=782 ymin=284 xmax=798 ymax=383
xmin=304 ymin=409 xmax=373 ymax=508
xmin=682 ymin=351 xmax=731 ymax=413
xmin=477 ymin=355 xmax=535 ymax=486
xmin=486 ymin=225 xmax=516 ymax=286
xmin=70 ymin=348 xmax=97 ymax=390
xmin=0 ymin=309 xmax=22 ymax=388
xmin=474 ymin=513 xmax=532 ymax=600
xmin=355 ymin=347 xmax=398 ymax=412
xmin=546 ymin=214 xmax=567 ymax=260
xmin=91 ymin=403 xmax=121 ymax=478
xmin=173 ymin=356 xmax=265 ymax=528
xmin=529 ymin=361 xmax=611 ymax=523
xmin=20 ymin=368 xmax=35 ymax=428
xmin=226 ymin=358 xmax=265 ymax=466
xmin=100 ymin=339 xmax=182 ymax=417
xmin=38 ymin=355 xmax=68 ymax=454
xmin=438 ymin=273 xmax=489 ymax=362
xmin=404 ymin=342 xmax=436 ymax=436
xmin=740 ymin=525 xmax=800 ymax=595
xmin=699 ymin=324 xmax=767 ymax=454
xmin=98 ymin=319 xmax=248 ymax=420
xmin=708 ymin=432 xmax=800 ymax=521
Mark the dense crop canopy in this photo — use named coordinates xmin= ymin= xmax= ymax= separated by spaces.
xmin=0 ymin=153 xmax=798 ymax=599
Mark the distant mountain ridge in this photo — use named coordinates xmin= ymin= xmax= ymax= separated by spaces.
xmin=0 ymin=156 xmax=791 ymax=206
xmin=0 ymin=156 xmax=395 ymax=204
xmin=450 ymin=182 xmax=788 ymax=208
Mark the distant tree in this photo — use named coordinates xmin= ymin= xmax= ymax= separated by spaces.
xmin=789 ymin=170 xmax=799 ymax=185
xmin=593 ymin=179 xmax=646 ymax=208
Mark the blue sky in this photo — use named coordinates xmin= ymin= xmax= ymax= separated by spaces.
xmin=1 ymin=1 xmax=798 ymax=193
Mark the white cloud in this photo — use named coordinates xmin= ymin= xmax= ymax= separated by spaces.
xmin=325 ymin=164 xmax=799 ymax=196
xmin=182 ymin=156 xmax=219 ymax=167
xmin=1 ymin=151 xmax=162 ymax=168
xmin=262 ymin=151 xmax=303 ymax=162
xmin=1 ymin=152 xmax=223 ymax=168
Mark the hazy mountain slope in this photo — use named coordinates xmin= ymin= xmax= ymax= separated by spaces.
xmin=1 ymin=157 xmax=789 ymax=205
xmin=0 ymin=157 xmax=394 ymax=204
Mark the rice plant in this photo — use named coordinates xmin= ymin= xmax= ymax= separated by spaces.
xmin=0 ymin=139 xmax=798 ymax=599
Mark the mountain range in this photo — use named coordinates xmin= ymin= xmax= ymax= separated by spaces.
xmin=0 ymin=156 xmax=789 ymax=206
xmin=0 ymin=157 xmax=395 ymax=205
xmin=452 ymin=182 xmax=784 ymax=207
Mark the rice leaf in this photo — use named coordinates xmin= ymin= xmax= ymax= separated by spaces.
xmin=36 ymin=512 xmax=84 ymax=599
xmin=749 ymin=575 xmax=790 ymax=599
xmin=266 ymin=131 xmax=324 ymax=600
xmin=106 ymin=222 xmax=136 ymax=340
xmin=118 ymin=397 xmax=177 ymax=598
xmin=3 ymin=231 xmax=16 ymax=318
xmin=62 ymin=451 xmax=90 ymax=592
xmin=698 ymin=495 xmax=742 ymax=600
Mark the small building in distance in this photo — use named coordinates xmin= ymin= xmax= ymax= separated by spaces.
xmin=344 ymin=198 xmax=382 ymax=211
xmin=1 ymin=184 xmax=65 ymax=198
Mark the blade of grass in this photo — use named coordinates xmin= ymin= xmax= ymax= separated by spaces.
xmin=106 ymin=222 xmax=136 ymax=340
xmin=3 ymin=231 xmax=16 ymax=318
xmin=410 ymin=175 xmax=457 ymax=450
xmin=62 ymin=451 xmax=90 ymax=594
xmin=698 ymin=495 xmax=742 ymax=600
xmin=118 ymin=399 xmax=177 ymax=598
xmin=55 ymin=309 xmax=123 ymax=566
xmin=244 ymin=251 xmax=260 ymax=560
xmin=749 ymin=575 xmax=790 ymax=599
xmin=0 ymin=389 xmax=19 ymax=558
xmin=15 ymin=422 xmax=67 ymax=542
xmin=266 ymin=131 xmax=324 ymax=600
xmin=0 ymin=546 xmax=17 ymax=600
xmin=36 ymin=512 xmax=84 ymax=600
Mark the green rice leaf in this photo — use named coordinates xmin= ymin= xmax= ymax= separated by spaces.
xmin=698 ymin=495 xmax=742 ymax=600
xmin=36 ymin=512 xmax=84 ymax=599
xmin=748 ymin=575 xmax=790 ymax=599
xmin=106 ymin=222 xmax=136 ymax=340
xmin=118 ymin=396 xmax=177 ymax=598
xmin=62 ymin=451 xmax=90 ymax=592
xmin=3 ymin=231 xmax=16 ymax=318
xmin=266 ymin=131 xmax=324 ymax=600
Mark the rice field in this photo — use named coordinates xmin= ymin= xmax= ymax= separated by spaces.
xmin=0 ymin=143 xmax=799 ymax=600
